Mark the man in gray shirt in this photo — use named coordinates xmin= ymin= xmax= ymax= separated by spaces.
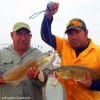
xmin=0 ymin=22 xmax=47 ymax=100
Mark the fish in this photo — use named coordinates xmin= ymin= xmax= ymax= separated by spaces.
xmin=2 ymin=51 xmax=56 ymax=86
xmin=46 ymin=65 xmax=100 ymax=81
xmin=44 ymin=65 xmax=100 ymax=100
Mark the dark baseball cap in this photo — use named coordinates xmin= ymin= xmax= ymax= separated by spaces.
xmin=65 ymin=18 xmax=87 ymax=34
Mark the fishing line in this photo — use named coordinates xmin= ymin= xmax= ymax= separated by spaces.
xmin=29 ymin=10 xmax=46 ymax=19
xmin=29 ymin=1 xmax=55 ymax=51
xmin=29 ymin=0 xmax=52 ymax=19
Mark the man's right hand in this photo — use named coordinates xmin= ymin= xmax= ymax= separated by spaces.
xmin=0 ymin=76 xmax=5 ymax=85
xmin=46 ymin=2 xmax=59 ymax=18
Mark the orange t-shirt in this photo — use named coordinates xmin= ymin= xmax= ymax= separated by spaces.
xmin=55 ymin=36 xmax=100 ymax=100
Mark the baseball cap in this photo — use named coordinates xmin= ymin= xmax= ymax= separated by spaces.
xmin=65 ymin=18 xmax=87 ymax=34
xmin=13 ymin=22 xmax=31 ymax=32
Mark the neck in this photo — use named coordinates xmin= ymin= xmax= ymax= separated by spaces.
xmin=16 ymin=50 xmax=26 ymax=56
xmin=13 ymin=46 xmax=28 ymax=56
xmin=75 ymin=39 xmax=90 ymax=57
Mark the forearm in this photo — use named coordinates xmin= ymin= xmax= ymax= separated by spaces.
xmin=41 ymin=15 xmax=56 ymax=49
xmin=89 ymin=80 xmax=100 ymax=91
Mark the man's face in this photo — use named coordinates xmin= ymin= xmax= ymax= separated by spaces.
xmin=67 ymin=29 xmax=88 ymax=49
xmin=11 ymin=28 xmax=32 ymax=51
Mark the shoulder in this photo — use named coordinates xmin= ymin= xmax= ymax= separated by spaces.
xmin=93 ymin=43 xmax=100 ymax=51
xmin=30 ymin=47 xmax=42 ymax=54
xmin=56 ymin=36 xmax=69 ymax=45
xmin=89 ymin=40 xmax=100 ymax=51
xmin=0 ymin=47 xmax=10 ymax=54
xmin=26 ymin=47 xmax=43 ymax=60
xmin=0 ymin=46 xmax=14 ymax=64
xmin=95 ymin=45 xmax=100 ymax=55
xmin=91 ymin=42 xmax=100 ymax=59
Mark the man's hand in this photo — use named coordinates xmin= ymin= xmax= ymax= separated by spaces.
xmin=27 ymin=67 xmax=44 ymax=82
xmin=46 ymin=2 xmax=59 ymax=18
xmin=27 ymin=67 xmax=39 ymax=79
xmin=78 ymin=72 xmax=92 ymax=88
xmin=0 ymin=76 xmax=6 ymax=85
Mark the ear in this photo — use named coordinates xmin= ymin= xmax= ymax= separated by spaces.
xmin=10 ymin=32 xmax=14 ymax=39
xmin=85 ymin=30 xmax=88 ymax=37
xmin=30 ymin=33 xmax=32 ymax=38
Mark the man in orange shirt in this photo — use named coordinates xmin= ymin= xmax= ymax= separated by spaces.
xmin=40 ymin=2 xmax=100 ymax=100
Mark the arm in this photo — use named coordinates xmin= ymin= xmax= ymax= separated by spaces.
xmin=78 ymin=72 xmax=100 ymax=91
xmin=41 ymin=15 xmax=56 ymax=49
xmin=89 ymin=80 xmax=100 ymax=91
xmin=40 ymin=2 xmax=59 ymax=49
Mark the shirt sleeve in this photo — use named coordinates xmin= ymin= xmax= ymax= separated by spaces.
xmin=89 ymin=80 xmax=100 ymax=91
xmin=40 ymin=15 xmax=56 ymax=49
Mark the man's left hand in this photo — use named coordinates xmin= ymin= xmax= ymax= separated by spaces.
xmin=27 ymin=67 xmax=45 ymax=82
xmin=27 ymin=67 xmax=39 ymax=79
xmin=78 ymin=72 xmax=92 ymax=88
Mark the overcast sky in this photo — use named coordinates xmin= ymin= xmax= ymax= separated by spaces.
xmin=0 ymin=0 xmax=100 ymax=51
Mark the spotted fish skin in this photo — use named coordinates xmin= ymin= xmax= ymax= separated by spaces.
xmin=47 ymin=65 xmax=100 ymax=81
